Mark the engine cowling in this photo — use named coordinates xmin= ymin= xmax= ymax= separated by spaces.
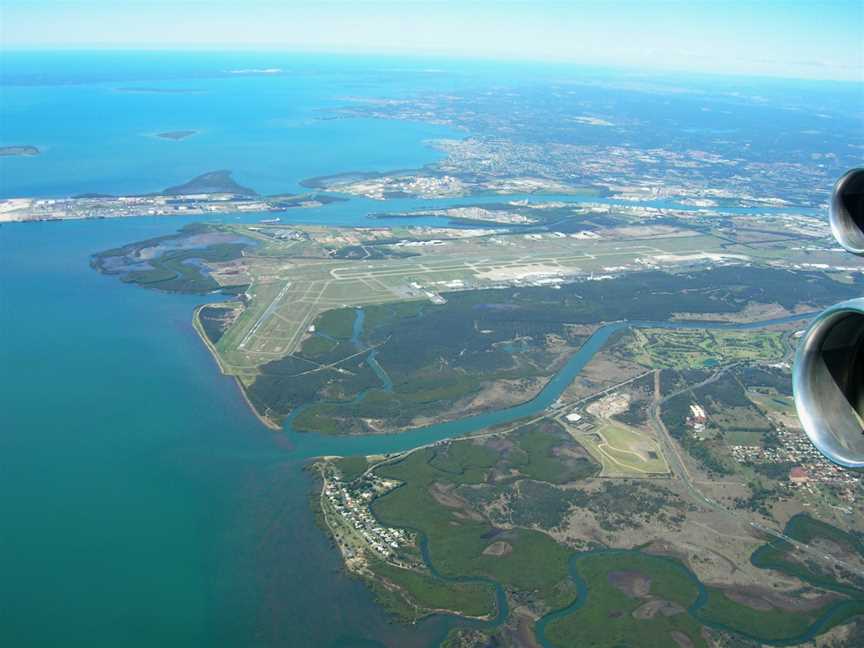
xmin=828 ymin=167 xmax=864 ymax=255
xmin=793 ymin=168 xmax=864 ymax=470
xmin=793 ymin=299 xmax=864 ymax=469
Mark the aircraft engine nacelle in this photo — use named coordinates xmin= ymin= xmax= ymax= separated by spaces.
xmin=793 ymin=168 xmax=864 ymax=470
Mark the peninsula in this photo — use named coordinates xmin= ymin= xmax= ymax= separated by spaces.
xmin=0 ymin=170 xmax=346 ymax=223
xmin=91 ymin=195 xmax=864 ymax=437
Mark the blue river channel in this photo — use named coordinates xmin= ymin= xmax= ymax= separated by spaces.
xmin=281 ymin=311 xmax=815 ymax=461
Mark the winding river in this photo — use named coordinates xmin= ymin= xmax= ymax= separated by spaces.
xmin=284 ymin=308 xmax=863 ymax=647
xmin=282 ymin=311 xmax=815 ymax=461
xmin=533 ymin=547 xmax=864 ymax=648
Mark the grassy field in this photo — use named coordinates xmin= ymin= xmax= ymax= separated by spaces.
xmin=623 ymin=328 xmax=787 ymax=370
xmin=722 ymin=429 xmax=763 ymax=445
xmin=544 ymin=552 xmax=706 ymax=648
xmin=747 ymin=389 xmax=800 ymax=431
xmin=577 ymin=423 xmax=669 ymax=477
xmin=747 ymin=391 xmax=796 ymax=415
xmin=333 ymin=456 xmax=369 ymax=481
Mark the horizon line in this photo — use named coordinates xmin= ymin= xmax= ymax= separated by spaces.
xmin=2 ymin=46 xmax=862 ymax=86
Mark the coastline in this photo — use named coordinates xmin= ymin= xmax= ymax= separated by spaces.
xmin=315 ymin=459 xmax=501 ymax=624
xmin=234 ymin=375 xmax=283 ymax=431
xmin=191 ymin=304 xmax=282 ymax=431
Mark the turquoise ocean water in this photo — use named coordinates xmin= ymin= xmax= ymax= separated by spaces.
xmin=1 ymin=51 xmax=480 ymax=648
xmin=0 ymin=51 xmax=850 ymax=646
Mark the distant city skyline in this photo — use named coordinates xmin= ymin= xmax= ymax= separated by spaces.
xmin=1 ymin=0 xmax=862 ymax=82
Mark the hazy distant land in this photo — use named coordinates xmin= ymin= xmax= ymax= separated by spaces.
xmin=227 ymin=68 xmax=282 ymax=76
xmin=116 ymin=87 xmax=203 ymax=94
xmin=155 ymin=130 xmax=198 ymax=141
xmin=0 ymin=145 xmax=40 ymax=157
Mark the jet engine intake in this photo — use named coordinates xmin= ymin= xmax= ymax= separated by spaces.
xmin=828 ymin=167 xmax=864 ymax=256
xmin=794 ymin=299 xmax=864 ymax=469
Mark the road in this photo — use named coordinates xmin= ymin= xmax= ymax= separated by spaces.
xmin=648 ymin=368 xmax=864 ymax=578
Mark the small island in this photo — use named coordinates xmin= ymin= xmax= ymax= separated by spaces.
xmin=0 ymin=169 xmax=346 ymax=222
xmin=155 ymin=130 xmax=198 ymax=141
xmin=0 ymin=145 xmax=40 ymax=157
xmin=163 ymin=169 xmax=257 ymax=196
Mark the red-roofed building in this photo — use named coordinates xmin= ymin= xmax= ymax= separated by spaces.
xmin=789 ymin=466 xmax=810 ymax=484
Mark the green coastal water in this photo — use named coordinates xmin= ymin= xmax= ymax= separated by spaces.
xmin=0 ymin=51 xmax=481 ymax=646
xmin=0 ymin=218 xmax=462 ymax=648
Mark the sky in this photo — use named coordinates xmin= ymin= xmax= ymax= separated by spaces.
xmin=1 ymin=1 xmax=862 ymax=82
